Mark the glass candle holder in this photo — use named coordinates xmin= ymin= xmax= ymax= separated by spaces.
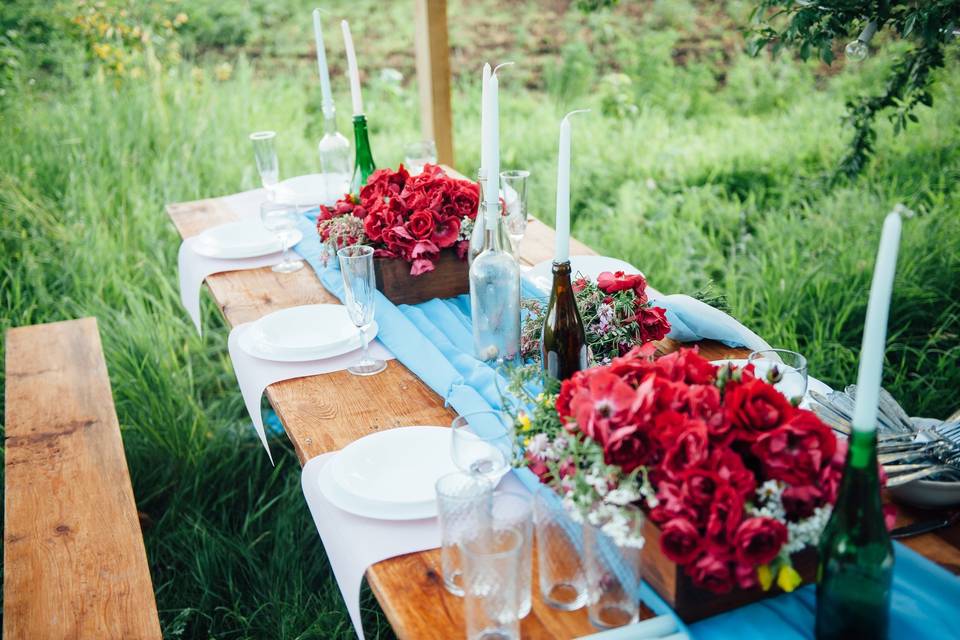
xmin=533 ymin=485 xmax=587 ymax=611
xmin=584 ymin=509 xmax=645 ymax=629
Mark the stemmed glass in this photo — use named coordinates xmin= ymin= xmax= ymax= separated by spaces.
xmin=748 ymin=348 xmax=809 ymax=403
xmin=250 ymin=131 xmax=279 ymax=196
xmin=260 ymin=201 xmax=304 ymax=274
xmin=337 ymin=245 xmax=386 ymax=376
xmin=404 ymin=139 xmax=438 ymax=175
xmin=451 ymin=411 xmax=514 ymax=482
xmin=500 ymin=170 xmax=530 ymax=256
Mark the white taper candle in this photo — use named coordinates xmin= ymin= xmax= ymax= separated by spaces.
xmin=553 ymin=109 xmax=589 ymax=262
xmin=480 ymin=63 xmax=491 ymax=180
xmin=483 ymin=73 xmax=500 ymax=222
xmin=851 ymin=211 xmax=903 ymax=433
xmin=341 ymin=20 xmax=363 ymax=116
xmin=312 ymin=9 xmax=334 ymax=118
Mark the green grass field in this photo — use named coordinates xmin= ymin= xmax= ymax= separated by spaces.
xmin=1 ymin=1 xmax=958 ymax=637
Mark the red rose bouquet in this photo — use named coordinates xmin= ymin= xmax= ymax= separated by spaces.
xmin=509 ymin=345 xmax=890 ymax=595
xmin=317 ymin=164 xmax=480 ymax=276
xmin=520 ymin=270 xmax=670 ymax=363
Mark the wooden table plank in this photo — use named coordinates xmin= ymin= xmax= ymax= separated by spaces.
xmin=4 ymin=318 xmax=162 ymax=640
xmin=167 ymin=184 xmax=960 ymax=638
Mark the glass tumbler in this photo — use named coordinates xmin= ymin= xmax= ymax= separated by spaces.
xmin=450 ymin=411 xmax=515 ymax=483
xmin=249 ymin=131 xmax=279 ymax=193
xmin=747 ymin=348 xmax=808 ymax=404
xmin=491 ymin=491 xmax=533 ymax=618
xmin=462 ymin=526 xmax=523 ymax=640
xmin=533 ymin=485 xmax=587 ymax=611
xmin=338 ymin=245 xmax=387 ymax=376
xmin=435 ymin=472 xmax=492 ymax=597
xmin=584 ymin=511 xmax=645 ymax=629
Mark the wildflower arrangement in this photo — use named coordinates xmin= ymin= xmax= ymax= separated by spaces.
xmin=317 ymin=164 xmax=479 ymax=276
xmin=521 ymin=271 xmax=670 ymax=364
xmin=509 ymin=345 xmax=888 ymax=595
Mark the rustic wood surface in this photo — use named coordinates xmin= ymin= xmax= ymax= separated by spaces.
xmin=166 ymin=180 xmax=960 ymax=638
xmin=4 ymin=318 xmax=162 ymax=640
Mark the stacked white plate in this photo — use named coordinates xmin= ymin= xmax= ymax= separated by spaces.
xmin=238 ymin=304 xmax=378 ymax=363
xmin=193 ymin=219 xmax=303 ymax=259
xmin=273 ymin=173 xmax=346 ymax=207
xmin=318 ymin=426 xmax=460 ymax=520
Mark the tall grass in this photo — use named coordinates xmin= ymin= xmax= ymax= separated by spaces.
xmin=1 ymin=0 xmax=958 ymax=637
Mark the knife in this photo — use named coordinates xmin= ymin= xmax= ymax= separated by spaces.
xmin=890 ymin=512 xmax=960 ymax=539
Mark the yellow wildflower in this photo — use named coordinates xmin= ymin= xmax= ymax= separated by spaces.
xmin=518 ymin=413 xmax=532 ymax=432
xmin=776 ymin=564 xmax=802 ymax=593
xmin=92 ymin=42 xmax=111 ymax=59
xmin=523 ymin=437 xmax=531 ymax=447
xmin=757 ymin=564 xmax=773 ymax=591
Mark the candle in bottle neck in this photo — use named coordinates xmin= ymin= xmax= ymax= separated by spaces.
xmin=851 ymin=211 xmax=902 ymax=433
xmin=312 ymin=9 xmax=335 ymax=118
xmin=553 ymin=110 xmax=589 ymax=262
xmin=341 ymin=20 xmax=363 ymax=116
xmin=483 ymin=73 xmax=500 ymax=222
xmin=479 ymin=63 xmax=491 ymax=181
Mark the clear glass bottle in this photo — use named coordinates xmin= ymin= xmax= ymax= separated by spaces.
xmin=470 ymin=199 xmax=520 ymax=363
xmin=317 ymin=108 xmax=351 ymax=197
xmin=468 ymin=170 xmax=511 ymax=268
xmin=350 ymin=114 xmax=376 ymax=196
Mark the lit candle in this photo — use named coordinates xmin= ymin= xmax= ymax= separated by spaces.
xmin=312 ymin=9 xmax=334 ymax=118
xmin=479 ymin=63 xmax=491 ymax=180
xmin=851 ymin=211 xmax=903 ymax=433
xmin=553 ymin=109 xmax=589 ymax=262
xmin=483 ymin=73 xmax=500 ymax=220
xmin=341 ymin=20 xmax=363 ymax=116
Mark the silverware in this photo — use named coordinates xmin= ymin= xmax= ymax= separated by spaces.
xmin=890 ymin=512 xmax=960 ymax=539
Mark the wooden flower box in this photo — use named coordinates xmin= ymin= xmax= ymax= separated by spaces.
xmin=641 ymin=519 xmax=819 ymax=622
xmin=373 ymin=250 xmax=469 ymax=305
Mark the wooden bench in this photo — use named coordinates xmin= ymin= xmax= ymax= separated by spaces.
xmin=4 ymin=318 xmax=162 ymax=640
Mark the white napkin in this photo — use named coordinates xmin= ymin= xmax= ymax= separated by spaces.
xmin=227 ymin=323 xmax=394 ymax=461
xmin=301 ymin=456 xmax=526 ymax=640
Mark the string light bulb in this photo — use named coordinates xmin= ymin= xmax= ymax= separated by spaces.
xmin=845 ymin=20 xmax=878 ymax=62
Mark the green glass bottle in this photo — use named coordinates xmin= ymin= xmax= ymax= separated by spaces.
xmin=816 ymin=427 xmax=894 ymax=639
xmin=540 ymin=260 xmax=588 ymax=380
xmin=350 ymin=114 xmax=376 ymax=196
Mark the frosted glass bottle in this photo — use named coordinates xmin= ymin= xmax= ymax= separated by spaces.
xmin=317 ymin=109 xmax=351 ymax=197
xmin=470 ymin=201 xmax=521 ymax=363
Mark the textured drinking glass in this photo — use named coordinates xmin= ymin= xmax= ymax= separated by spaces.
xmin=337 ymin=245 xmax=386 ymax=376
xmin=435 ymin=472 xmax=493 ymax=597
xmin=534 ymin=485 xmax=587 ymax=611
xmin=462 ymin=526 xmax=523 ymax=640
xmin=584 ymin=512 xmax=644 ymax=629
xmin=491 ymin=491 xmax=533 ymax=618
xmin=450 ymin=411 xmax=514 ymax=483
xmin=259 ymin=201 xmax=304 ymax=274
xmin=500 ymin=170 xmax=529 ymax=256
xmin=250 ymin=131 xmax=279 ymax=192
xmin=403 ymin=139 xmax=437 ymax=175
xmin=748 ymin=348 xmax=808 ymax=403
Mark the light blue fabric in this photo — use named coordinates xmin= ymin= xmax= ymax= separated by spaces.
xmin=294 ymin=215 xmax=960 ymax=639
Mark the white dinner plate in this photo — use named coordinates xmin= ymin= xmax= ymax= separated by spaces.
xmin=192 ymin=219 xmax=302 ymax=259
xmin=525 ymin=255 xmax=661 ymax=298
xmin=331 ymin=426 xmax=459 ymax=507
xmin=249 ymin=304 xmax=358 ymax=355
xmin=317 ymin=454 xmax=439 ymax=520
xmin=238 ymin=319 xmax=378 ymax=363
xmin=710 ymin=358 xmax=832 ymax=410
xmin=273 ymin=173 xmax=344 ymax=207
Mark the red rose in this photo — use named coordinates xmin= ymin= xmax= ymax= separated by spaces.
xmin=572 ymin=277 xmax=589 ymax=293
xmin=688 ymin=552 xmax=735 ymax=594
xmin=735 ymin=562 xmax=759 ymax=589
xmin=725 ymin=378 xmax=795 ymax=440
xmin=782 ymin=484 xmax=823 ymax=520
xmin=633 ymin=305 xmax=671 ymax=343
xmin=450 ymin=182 xmax=480 ymax=220
xmin=704 ymin=484 xmax=744 ymax=554
xmin=568 ymin=371 xmax=644 ymax=446
xmin=455 ymin=239 xmax=470 ymax=260
xmin=661 ymin=518 xmax=702 ymax=564
xmin=381 ymin=224 xmax=416 ymax=259
xmin=407 ymin=209 xmax=436 ymax=239
xmin=733 ymin=517 xmax=787 ymax=566
xmin=597 ymin=270 xmax=648 ymax=296
xmin=819 ymin=439 xmax=847 ymax=503
xmin=653 ymin=347 xmax=716 ymax=385
xmin=602 ymin=424 xmax=655 ymax=473
xmin=525 ymin=450 xmax=551 ymax=483
xmin=751 ymin=409 xmax=836 ymax=486
xmin=650 ymin=480 xmax=698 ymax=524
xmin=679 ymin=468 xmax=722 ymax=510
xmin=431 ymin=213 xmax=461 ymax=248
xmin=361 ymin=165 xmax=408 ymax=203
xmin=410 ymin=239 xmax=439 ymax=260
xmin=708 ymin=448 xmax=757 ymax=498
xmin=659 ymin=418 xmax=710 ymax=480
xmin=604 ymin=344 xmax=659 ymax=386
xmin=410 ymin=258 xmax=436 ymax=276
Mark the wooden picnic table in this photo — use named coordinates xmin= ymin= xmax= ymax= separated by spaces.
xmin=167 ymin=176 xmax=960 ymax=639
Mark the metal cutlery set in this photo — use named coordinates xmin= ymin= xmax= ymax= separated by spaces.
xmin=810 ymin=386 xmax=960 ymax=487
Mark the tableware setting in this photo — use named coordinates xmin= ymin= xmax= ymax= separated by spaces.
xmin=191 ymin=218 xmax=301 ymax=260
xmin=236 ymin=304 xmax=379 ymax=363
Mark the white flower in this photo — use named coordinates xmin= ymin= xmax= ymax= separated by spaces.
xmin=527 ymin=433 xmax=550 ymax=460
xmin=605 ymin=486 xmax=640 ymax=506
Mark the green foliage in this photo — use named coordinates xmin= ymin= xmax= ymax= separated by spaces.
xmin=747 ymin=0 xmax=960 ymax=178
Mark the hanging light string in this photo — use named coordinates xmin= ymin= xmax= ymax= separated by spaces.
xmin=845 ymin=19 xmax=878 ymax=61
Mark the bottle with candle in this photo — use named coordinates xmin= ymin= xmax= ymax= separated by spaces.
xmin=350 ymin=115 xmax=376 ymax=196
xmin=313 ymin=10 xmax=351 ymax=197
xmin=540 ymin=260 xmax=587 ymax=379
xmin=470 ymin=199 xmax=521 ymax=363
xmin=468 ymin=171 xmax=511 ymax=268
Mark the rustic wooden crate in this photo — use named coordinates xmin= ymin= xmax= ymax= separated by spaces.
xmin=373 ymin=249 xmax=469 ymax=305
xmin=641 ymin=519 xmax=818 ymax=622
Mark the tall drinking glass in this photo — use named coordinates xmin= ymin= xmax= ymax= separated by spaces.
xmin=584 ymin=508 xmax=645 ymax=629
xmin=462 ymin=526 xmax=523 ymax=640
xmin=500 ymin=170 xmax=529 ymax=256
xmin=337 ymin=245 xmax=386 ymax=376
xmin=450 ymin=411 xmax=514 ymax=483
xmin=747 ymin=348 xmax=808 ymax=404
xmin=435 ymin=472 xmax=493 ymax=596
xmin=260 ymin=201 xmax=304 ymax=273
xmin=491 ymin=491 xmax=533 ymax=618
xmin=250 ymin=131 xmax=279 ymax=194
xmin=534 ymin=484 xmax=587 ymax=611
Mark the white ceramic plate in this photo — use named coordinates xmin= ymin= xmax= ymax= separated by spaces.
xmin=238 ymin=319 xmax=378 ymax=363
xmin=249 ymin=304 xmax=358 ymax=355
xmin=525 ymin=255 xmax=661 ymax=298
xmin=331 ymin=426 xmax=459 ymax=507
xmin=888 ymin=478 xmax=960 ymax=509
xmin=710 ymin=358 xmax=832 ymax=410
xmin=273 ymin=173 xmax=344 ymax=207
xmin=317 ymin=453 xmax=439 ymax=520
xmin=193 ymin=219 xmax=302 ymax=259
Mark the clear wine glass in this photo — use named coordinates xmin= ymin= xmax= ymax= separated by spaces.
xmin=451 ymin=411 xmax=514 ymax=482
xmin=748 ymin=348 xmax=808 ymax=403
xmin=260 ymin=201 xmax=303 ymax=274
xmin=403 ymin=139 xmax=438 ymax=175
xmin=337 ymin=245 xmax=386 ymax=376
xmin=500 ymin=169 xmax=530 ymax=256
xmin=250 ymin=131 xmax=279 ymax=196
